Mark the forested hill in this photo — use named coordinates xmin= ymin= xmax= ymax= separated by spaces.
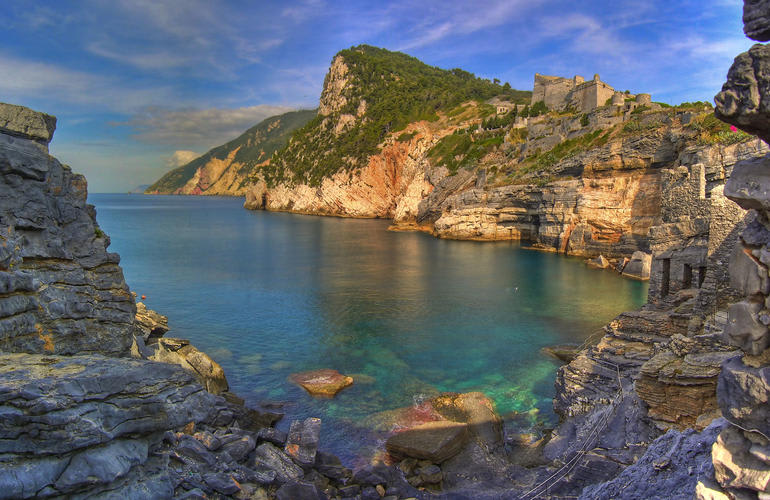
xmin=146 ymin=109 xmax=316 ymax=195
xmin=257 ymin=45 xmax=530 ymax=187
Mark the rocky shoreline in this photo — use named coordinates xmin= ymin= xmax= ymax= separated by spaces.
xmin=4 ymin=2 xmax=770 ymax=498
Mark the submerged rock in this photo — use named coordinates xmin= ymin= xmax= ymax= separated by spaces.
xmin=587 ymin=254 xmax=610 ymax=269
xmin=385 ymin=420 xmax=469 ymax=463
xmin=290 ymin=369 xmax=354 ymax=397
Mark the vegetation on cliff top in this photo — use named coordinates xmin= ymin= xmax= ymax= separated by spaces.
xmin=147 ymin=109 xmax=316 ymax=193
xmin=259 ymin=45 xmax=531 ymax=187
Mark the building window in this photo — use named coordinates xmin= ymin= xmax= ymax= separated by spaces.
xmin=683 ymin=264 xmax=693 ymax=289
xmin=661 ymin=259 xmax=671 ymax=297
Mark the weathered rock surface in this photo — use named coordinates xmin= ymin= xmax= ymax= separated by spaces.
xmin=285 ymin=417 xmax=322 ymax=467
xmin=290 ymin=369 xmax=354 ymax=397
xmin=134 ymin=300 xmax=169 ymax=341
xmin=580 ymin=418 xmax=727 ymax=500
xmin=0 ymin=102 xmax=56 ymax=144
xmin=715 ymin=44 xmax=770 ymax=145
xmin=385 ymin=420 xmax=469 ymax=463
xmin=0 ymin=353 xmax=229 ymax=498
xmin=145 ymin=337 xmax=230 ymax=395
xmin=0 ymin=105 xmax=135 ymax=356
xmin=744 ymin=0 xmax=770 ymax=41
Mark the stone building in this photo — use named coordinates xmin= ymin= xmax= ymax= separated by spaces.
xmin=531 ymin=73 xmax=616 ymax=113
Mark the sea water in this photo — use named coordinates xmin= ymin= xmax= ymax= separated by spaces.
xmin=89 ymin=193 xmax=647 ymax=464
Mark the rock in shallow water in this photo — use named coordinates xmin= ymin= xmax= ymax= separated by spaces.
xmin=385 ymin=420 xmax=469 ymax=463
xmin=290 ymin=369 xmax=354 ymax=397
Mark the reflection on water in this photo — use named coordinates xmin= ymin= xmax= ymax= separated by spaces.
xmin=90 ymin=194 xmax=648 ymax=464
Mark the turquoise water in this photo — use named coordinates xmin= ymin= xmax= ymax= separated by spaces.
xmin=89 ymin=193 xmax=647 ymax=465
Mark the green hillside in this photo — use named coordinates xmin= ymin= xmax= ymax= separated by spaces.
xmin=147 ymin=109 xmax=316 ymax=193
xmin=259 ymin=45 xmax=531 ymax=187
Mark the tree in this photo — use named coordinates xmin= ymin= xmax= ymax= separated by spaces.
xmin=493 ymin=78 xmax=500 ymax=85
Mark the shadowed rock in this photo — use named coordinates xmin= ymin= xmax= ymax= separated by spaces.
xmin=715 ymin=44 xmax=770 ymax=144
xmin=744 ymin=0 xmax=770 ymax=41
xmin=385 ymin=420 xmax=469 ymax=463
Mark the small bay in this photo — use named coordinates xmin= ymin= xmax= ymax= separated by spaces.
xmin=90 ymin=193 xmax=647 ymax=464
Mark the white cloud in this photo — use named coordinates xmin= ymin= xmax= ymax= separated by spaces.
xmin=166 ymin=150 xmax=200 ymax=167
xmin=120 ymin=104 xmax=296 ymax=149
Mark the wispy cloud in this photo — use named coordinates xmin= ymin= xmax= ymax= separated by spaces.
xmin=119 ymin=105 xmax=296 ymax=149
xmin=0 ymin=53 xmax=177 ymax=112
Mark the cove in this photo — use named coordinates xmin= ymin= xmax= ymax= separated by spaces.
xmin=89 ymin=193 xmax=647 ymax=465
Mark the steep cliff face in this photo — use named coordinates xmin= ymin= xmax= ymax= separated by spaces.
xmin=147 ymin=109 xmax=316 ymax=196
xmin=235 ymin=46 xmax=768 ymax=262
xmin=0 ymin=102 xmax=136 ymax=356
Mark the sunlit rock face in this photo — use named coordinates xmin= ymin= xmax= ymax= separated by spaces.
xmin=0 ymin=102 xmax=136 ymax=356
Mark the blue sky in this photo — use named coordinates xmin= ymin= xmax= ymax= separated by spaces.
xmin=0 ymin=0 xmax=752 ymax=192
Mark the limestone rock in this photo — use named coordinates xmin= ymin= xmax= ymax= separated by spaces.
xmin=724 ymin=300 xmax=769 ymax=355
xmin=730 ymin=244 xmax=770 ymax=297
xmin=587 ymin=254 xmax=610 ymax=269
xmin=579 ymin=418 xmax=727 ymax=500
xmin=715 ymin=44 xmax=770 ymax=144
xmin=251 ymin=443 xmax=304 ymax=484
xmin=134 ymin=301 xmax=169 ymax=342
xmin=622 ymin=251 xmax=652 ymax=280
xmin=712 ymin=425 xmax=770 ymax=492
xmin=147 ymin=338 xmax=230 ymax=394
xmin=0 ymin=105 xmax=135 ymax=356
xmin=0 ymin=102 xmax=56 ymax=144
xmin=717 ymin=356 xmax=770 ymax=437
xmin=0 ymin=353 xmax=229 ymax=498
xmin=385 ymin=421 xmax=469 ymax=463
xmin=744 ymin=0 xmax=770 ymax=41
xmin=290 ymin=369 xmax=353 ymax=397
xmin=285 ymin=417 xmax=322 ymax=467
xmin=636 ymin=348 xmax=738 ymax=429
xmin=725 ymin=155 xmax=770 ymax=212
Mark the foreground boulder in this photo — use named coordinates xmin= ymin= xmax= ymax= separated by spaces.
xmin=386 ymin=420 xmax=469 ymax=463
xmin=0 ymin=353 xmax=230 ymax=498
xmin=290 ymin=369 xmax=354 ymax=397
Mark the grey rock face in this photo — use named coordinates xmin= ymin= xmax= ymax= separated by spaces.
xmin=715 ymin=44 xmax=770 ymax=144
xmin=0 ymin=353 xmax=229 ymax=498
xmin=0 ymin=106 xmax=135 ymax=356
xmin=0 ymin=102 xmax=56 ymax=144
xmin=717 ymin=356 xmax=770 ymax=437
xmin=744 ymin=0 xmax=770 ymax=41
xmin=251 ymin=443 xmax=304 ymax=484
xmin=285 ymin=417 xmax=322 ymax=467
xmin=579 ymin=419 xmax=727 ymax=500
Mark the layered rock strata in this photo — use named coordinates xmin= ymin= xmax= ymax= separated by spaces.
xmin=699 ymin=5 xmax=770 ymax=496
xmin=0 ymin=102 xmax=136 ymax=356
xmin=0 ymin=102 xmax=435 ymax=499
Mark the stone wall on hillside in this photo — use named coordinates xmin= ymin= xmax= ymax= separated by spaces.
xmin=0 ymin=102 xmax=135 ymax=356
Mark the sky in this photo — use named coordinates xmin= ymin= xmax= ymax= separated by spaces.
xmin=0 ymin=0 xmax=753 ymax=192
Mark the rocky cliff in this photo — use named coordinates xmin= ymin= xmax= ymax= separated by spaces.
xmin=147 ymin=109 xmax=316 ymax=196
xmin=0 ymin=102 xmax=136 ymax=356
xmin=0 ymin=103 xmax=428 ymax=500
xmin=236 ymin=46 xmax=769 ymax=264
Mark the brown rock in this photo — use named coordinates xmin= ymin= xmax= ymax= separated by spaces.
xmin=289 ymin=369 xmax=354 ymax=397
xmin=385 ymin=421 xmax=469 ymax=463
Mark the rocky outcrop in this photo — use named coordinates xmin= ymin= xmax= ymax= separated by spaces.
xmin=252 ymin=122 xmax=437 ymax=219
xmin=0 ymin=102 xmax=136 ymax=356
xmin=579 ymin=418 xmax=727 ymax=500
xmin=0 ymin=352 xmax=231 ymax=499
xmin=0 ymin=102 xmax=428 ymax=500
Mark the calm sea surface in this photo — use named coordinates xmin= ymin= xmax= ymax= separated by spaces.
xmin=89 ymin=193 xmax=647 ymax=464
